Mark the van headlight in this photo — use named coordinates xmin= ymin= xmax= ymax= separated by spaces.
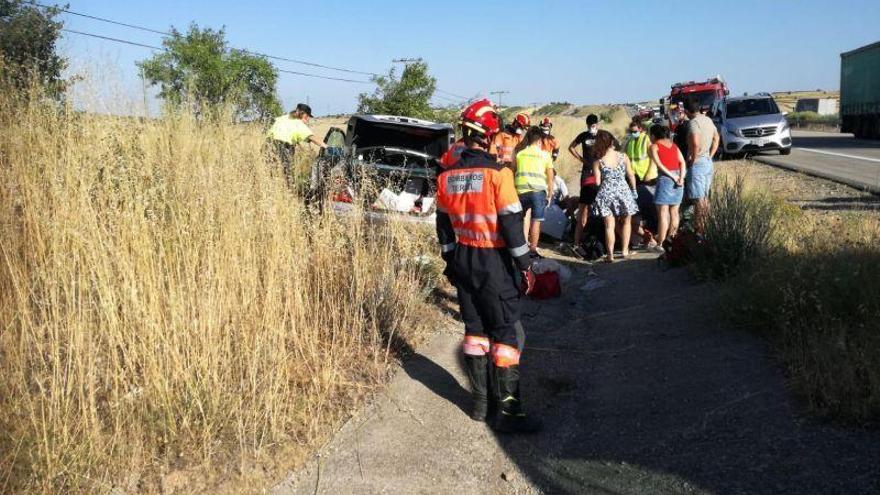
xmin=725 ymin=124 xmax=741 ymax=137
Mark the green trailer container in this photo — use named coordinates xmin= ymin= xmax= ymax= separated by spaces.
xmin=840 ymin=41 xmax=880 ymax=139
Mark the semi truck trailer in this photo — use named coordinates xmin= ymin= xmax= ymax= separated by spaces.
xmin=840 ymin=41 xmax=880 ymax=139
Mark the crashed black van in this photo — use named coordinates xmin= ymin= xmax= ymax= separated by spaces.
xmin=310 ymin=114 xmax=454 ymax=224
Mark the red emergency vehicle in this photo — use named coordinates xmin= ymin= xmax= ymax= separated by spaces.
xmin=664 ymin=76 xmax=730 ymax=130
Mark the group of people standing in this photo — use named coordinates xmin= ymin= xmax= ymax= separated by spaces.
xmin=568 ymin=99 xmax=719 ymax=262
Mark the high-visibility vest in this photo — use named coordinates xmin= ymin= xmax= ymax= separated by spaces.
xmin=514 ymin=145 xmax=552 ymax=194
xmin=489 ymin=131 xmax=522 ymax=164
xmin=267 ymin=114 xmax=313 ymax=145
xmin=541 ymin=135 xmax=560 ymax=160
xmin=437 ymin=157 xmax=525 ymax=250
xmin=625 ymin=133 xmax=657 ymax=181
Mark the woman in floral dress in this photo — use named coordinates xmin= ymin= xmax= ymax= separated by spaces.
xmin=590 ymin=130 xmax=639 ymax=262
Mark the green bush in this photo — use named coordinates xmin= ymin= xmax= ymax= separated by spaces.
xmin=536 ymin=102 xmax=572 ymax=115
xmin=695 ymin=176 xmax=782 ymax=279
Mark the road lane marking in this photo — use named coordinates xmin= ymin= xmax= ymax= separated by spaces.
xmin=796 ymin=147 xmax=880 ymax=164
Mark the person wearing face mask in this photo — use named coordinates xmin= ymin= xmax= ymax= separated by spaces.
xmin=490 ymin=113 xmax=530 ymax=170
xmin=568 ymin=114 xmax=601 ymax=258
xmin=623 ymin=118 xmax=658 ymax=248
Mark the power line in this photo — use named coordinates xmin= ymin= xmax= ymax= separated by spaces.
xmin=61 ymin=29 xmax=372 ymax=84
xmin=62 ymin=28 xmax=163 ymax=51
xmin=41 ymin=2 xmax=472 ymax=98
xmin=31 ymin=0 xmax=380 ymax=77
xmin=436 ymin=88 xmax=470 ymax=100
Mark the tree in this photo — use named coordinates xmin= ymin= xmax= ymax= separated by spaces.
xmin=0 ymin=0 xmax=67 ymax=98
xmin=138 ymin=24 xmax=281 ymax=121
xmin=357 ymin=59 xmax=437 ymax=120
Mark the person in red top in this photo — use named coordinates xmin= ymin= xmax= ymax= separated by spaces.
xmin=539 ymin=117 xmax=560 ymax=161
xmin=648 ymin=124 xmax=687 ymax=249
xmin=436 ymin=99 xmax=540 ymax=433
xmin=490 ymin=113 xmax=529 ymax=169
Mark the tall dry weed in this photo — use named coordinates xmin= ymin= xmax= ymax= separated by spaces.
xmin=0 ymin=87 xmax=438 ymax=492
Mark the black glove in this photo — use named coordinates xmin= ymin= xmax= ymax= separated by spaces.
xmin=442 ymin=251 xmax=457 ymax=285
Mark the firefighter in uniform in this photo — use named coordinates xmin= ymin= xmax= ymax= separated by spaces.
xmin=490 ymin=112 xmax=530 ymax=170
xmin=436 ymin=99 xmax=540 ymax=433
xmin=539 ymin=117 xmax=560 ymax=162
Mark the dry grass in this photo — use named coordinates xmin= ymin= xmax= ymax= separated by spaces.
xmin=771 ymin=90 xmax=839 ymax=113
xmin=0 ymin=88 xmax=440 ymax=493
xmin=710 ymin=160 xmax=880 ymax=425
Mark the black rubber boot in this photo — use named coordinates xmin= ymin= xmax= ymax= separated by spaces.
xmin=492 ymin=365 xmax=541 ymax=434
xmin=464 ymin=355 xmax=489 ymax=421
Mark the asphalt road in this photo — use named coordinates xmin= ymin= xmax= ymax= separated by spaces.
xmin=751 ymin=130 xmax=880 ymax=194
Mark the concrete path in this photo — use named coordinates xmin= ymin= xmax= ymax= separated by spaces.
xmin=272 ymin=252 xmax=880 ymax=494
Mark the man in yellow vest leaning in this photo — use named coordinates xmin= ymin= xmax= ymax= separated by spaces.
xmin=267 ymin=103 xmax=326 ymax=185
xmin=515 ymin=127 xmax=555 ymax=256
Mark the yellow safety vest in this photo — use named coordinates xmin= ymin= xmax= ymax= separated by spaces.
xmin=515 ymin=145 xmax=552 ymax=194
xmin=268 ymin=114 xmax=313 ymax=145
xmin=626 ymin=133 xmax=657 ymax=181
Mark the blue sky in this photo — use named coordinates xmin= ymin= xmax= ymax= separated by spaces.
xmin=57 ymin=0 xmax=880 ymax=116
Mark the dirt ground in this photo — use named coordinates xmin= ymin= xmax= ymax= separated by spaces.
xmin=271 ymin=162 xmax=880 ymax=495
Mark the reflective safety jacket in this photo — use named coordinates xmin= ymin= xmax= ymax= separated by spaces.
xmin=624 ymin=133 xmax=657 ymax=182
xmin=541 ymin=135 xmax=560 ymax=161
xmin=489 ymin=129 xmax=523 ymax=164
xmin=439 ymin=139 xmax=467 ymax=169
xmin=514 ymin=145 xmax=553 ymax=194
xmin=267 ymin=114 xmax=313 ymax=145
xmin=436 ymin=149 xmax=531 ymax=268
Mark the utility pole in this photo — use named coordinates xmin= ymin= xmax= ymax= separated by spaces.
xmin=140 ymin=66 xmax=148 ymax=117
xmin=490 ymin=90 xmax=510 ymax=108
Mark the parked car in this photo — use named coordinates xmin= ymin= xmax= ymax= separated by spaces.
xmin=310 ymin=114 xmax=455 ymax=224
xmin=714 ymin=93 xmax=792 ymax=157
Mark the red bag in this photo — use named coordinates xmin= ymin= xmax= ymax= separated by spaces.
xmin=529 ymin=270 xmax=561 ymax=299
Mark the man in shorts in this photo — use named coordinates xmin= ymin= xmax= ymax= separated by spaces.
xmin=515 ymin=128 xmax=555 ymax=256
xmin=684 ymin=99 xmax=719 ymax=233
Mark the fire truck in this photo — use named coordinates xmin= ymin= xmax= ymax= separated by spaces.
xmin=662 ymin=76 xmax=730 ymax=130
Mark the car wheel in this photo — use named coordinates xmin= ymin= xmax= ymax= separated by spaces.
xmin=779 ymin=147 xmax=791 ymax=156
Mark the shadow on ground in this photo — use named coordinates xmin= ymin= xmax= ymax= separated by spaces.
xmin=412 ymin=256 xmax=880 ymax=494
xmin=794 ymin=195 xmax=880 ymax=212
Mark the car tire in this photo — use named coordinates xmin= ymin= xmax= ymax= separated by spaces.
xmin=779 ymin=147 xmax=791 ymax=156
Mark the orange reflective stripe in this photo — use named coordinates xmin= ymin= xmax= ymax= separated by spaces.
xmin=463 ymin=335 xmax=490 ymax=356
xmin=491 ymin=343 xmax=521 ymax=367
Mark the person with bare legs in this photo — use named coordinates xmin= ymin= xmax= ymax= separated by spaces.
xmin=590 ymin=130 xmax=639 ymax=262
xmin=514 ymin=127 xmax=554 ymax=256
xmin=684 ymin=99 xmax=719 ymax=234
xmin=648 ymin=124 xmax=687 ymax=251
